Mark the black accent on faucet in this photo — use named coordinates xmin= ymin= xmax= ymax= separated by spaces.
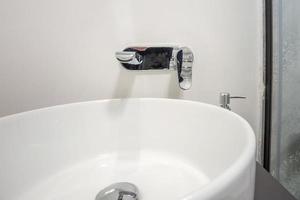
xmin=122 ymin=47 xmax=174 ymax=70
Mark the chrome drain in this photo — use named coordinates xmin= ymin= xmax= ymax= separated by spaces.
xmin=95 ymin=182 xmax=139 ymax=200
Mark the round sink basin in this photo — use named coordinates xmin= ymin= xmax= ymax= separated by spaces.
xmin=0 ymin=98 xmax=256 ymax=200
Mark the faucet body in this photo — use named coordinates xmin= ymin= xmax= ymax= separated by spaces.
xmin=115 ymin=46 xmax=194 ymax=90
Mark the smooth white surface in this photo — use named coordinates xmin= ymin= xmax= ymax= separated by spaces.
xmin=19 ymin=151 xmax=210 ymax=200
xmin=0 ymin=0 xmax=264 ymax=157
xmin=0 ymin=99 xmax=256 ymax=200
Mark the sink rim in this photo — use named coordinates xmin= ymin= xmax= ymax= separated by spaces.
xmin=0 ymin=98 xmax=256 ymax=199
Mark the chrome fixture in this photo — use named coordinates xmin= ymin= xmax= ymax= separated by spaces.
xmin=220 ymin=92 xmax=246 ymax=110
xmin=115 ymin=51 xmax=143 ymax=65
xmin=115 ymin=46 xmax=194 ymax=90
xmin=95 ymin=182 xmax=139 ymax=200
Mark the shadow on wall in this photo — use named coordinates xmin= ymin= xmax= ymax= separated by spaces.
xmin=112 ymin=66 xmax=181 ymax=99
xmin=105 ymin=69 xmax=182 ymax=163
xmin=103 ymin=62 xmax=183 ymax=122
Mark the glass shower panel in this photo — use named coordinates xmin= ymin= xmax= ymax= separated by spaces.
xmin=271 ymin=0 xmax=300 ymax=199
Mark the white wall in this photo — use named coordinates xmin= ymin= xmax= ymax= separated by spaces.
xmin=0 ymin=0 xmax=264 ymax=156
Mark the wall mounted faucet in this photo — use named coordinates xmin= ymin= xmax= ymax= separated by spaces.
xmin=220 ymin=92 xmax=246 ymax=110
xmin=115 ymin=46 xmax=194 ymax=90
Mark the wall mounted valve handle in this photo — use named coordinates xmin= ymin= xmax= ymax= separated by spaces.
xmin=220 ymin=92 xmax=246 ymax=110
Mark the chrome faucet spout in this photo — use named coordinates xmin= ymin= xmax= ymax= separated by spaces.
xmin=115 ymin=51 xmax=143 ymax=65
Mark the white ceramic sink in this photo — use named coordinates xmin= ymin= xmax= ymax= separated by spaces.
xmin=0 ymin=98 xmax=256 ymax=200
